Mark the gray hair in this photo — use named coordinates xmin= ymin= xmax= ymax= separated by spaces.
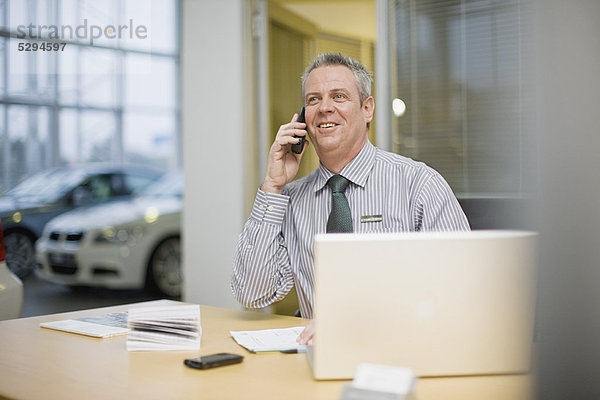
xmin=301 ymin=53 xmax=372 ymax=104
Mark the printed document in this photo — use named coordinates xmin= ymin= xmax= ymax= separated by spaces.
xmin=230 ymin=326 xmax=307 ymax=352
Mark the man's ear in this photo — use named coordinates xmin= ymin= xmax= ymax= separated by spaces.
xmin=362 ymin=96 xmax=375 ymax=124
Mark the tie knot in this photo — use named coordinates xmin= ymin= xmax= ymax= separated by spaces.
xmin=327 ymin=174 xmax=350 ymax=193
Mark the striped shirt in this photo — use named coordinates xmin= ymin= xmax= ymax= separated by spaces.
xmin=231 ymin=141 xmax=470 ymax=318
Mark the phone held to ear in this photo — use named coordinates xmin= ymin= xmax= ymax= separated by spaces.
xmin=291 ymin=106 xmax=306 ymax=154
xmin=184 ymin=353 xmax=244 ymax=370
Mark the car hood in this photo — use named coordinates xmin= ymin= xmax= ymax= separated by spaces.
xmin=0 ymin=196 xmax=49 ymax=215
xmin=45 ymin=196 xmax=182 ymax=232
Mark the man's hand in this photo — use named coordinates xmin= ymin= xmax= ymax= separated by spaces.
xmin=296 ymin=320 xmax=314 ymax=345
xmin=261 ymin=113 xmax=308 ymax=194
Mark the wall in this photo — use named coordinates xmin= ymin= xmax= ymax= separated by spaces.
xmin=533 ymin=1 xmax=600 ymax=398
xmin=181 ymin=0 xmax=248 ymax=309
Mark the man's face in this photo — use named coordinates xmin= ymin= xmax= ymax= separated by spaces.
xmin=304 ymin=65 xmax=374 ymax=163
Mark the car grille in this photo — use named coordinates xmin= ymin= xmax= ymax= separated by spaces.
xmin=66 ymin=232 xmax=84 ymax=242
xmin=48 ymin=252 xmax=78 ymax=275
xmin=48 ymin=231 xmax=85 ymax=242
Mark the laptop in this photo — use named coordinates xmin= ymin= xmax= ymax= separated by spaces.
xmin=308 ymin=230 xmax=538 ymax=380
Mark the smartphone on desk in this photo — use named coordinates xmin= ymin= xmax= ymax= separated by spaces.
xmin=291 ymin=106 xmax=306 ymax=154
xmin=184 ymin=353 xmax=243 ymax=370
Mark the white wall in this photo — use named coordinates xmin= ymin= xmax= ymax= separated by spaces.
xmin=533 ymin=0 xmax=600 ymax=398
xmin=181 ymin=0 xmax=247 ymax=309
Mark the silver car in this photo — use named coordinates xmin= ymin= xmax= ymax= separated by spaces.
xmin=0 ymin=164 xmax=164 ymax=279
xmin=36 ymin=171 xmax=182 ymax=297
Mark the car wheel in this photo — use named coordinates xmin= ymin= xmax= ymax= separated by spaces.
xmin=4 ymin=231 xmax=36 ymax=279
xmin=147 ymin=237 xmax=181 ymax=298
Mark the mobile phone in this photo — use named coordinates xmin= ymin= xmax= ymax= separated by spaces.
xmin=184 ymin=353 xmax=244 ymax=370
xmin=291 ymin=106 xmax=306 ymax=154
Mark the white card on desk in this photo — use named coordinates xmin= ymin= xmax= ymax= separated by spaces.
xmin=351 ymin=363 xmax=416 ymax=395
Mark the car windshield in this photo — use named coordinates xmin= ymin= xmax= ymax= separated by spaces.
xmin=141 ymin=171 xmax=183 ymax=197
xmin=7 ymin=169 xmax=86 ymax=203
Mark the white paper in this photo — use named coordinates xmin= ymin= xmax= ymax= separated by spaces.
xmin=40 ymin=319 xmax=129 ymax=338
xmin=230 ymin=326 xmax=307 ymax=352
xmin=40 ymin=312 xmax=129 ymax=338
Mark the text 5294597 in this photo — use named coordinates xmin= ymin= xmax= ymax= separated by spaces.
xmin=17 ymin=42 xmax=66 ymax=51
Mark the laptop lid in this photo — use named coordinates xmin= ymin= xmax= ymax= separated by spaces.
xmin=309 ymin=230 xmax=538 ymax=380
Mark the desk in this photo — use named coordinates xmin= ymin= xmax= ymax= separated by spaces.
xmin=0 ymin=300 xmax=532 ymax=399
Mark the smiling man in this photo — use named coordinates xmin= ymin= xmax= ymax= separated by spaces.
xmin=231 ymin=53 xmax=469 ymax=326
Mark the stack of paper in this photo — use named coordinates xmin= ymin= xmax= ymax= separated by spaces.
xmin=126 ymin=304 xmax=201 ymax=351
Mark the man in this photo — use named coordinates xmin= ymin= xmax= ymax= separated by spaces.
xmin=231 ymin=53 xmax=469 ymax=333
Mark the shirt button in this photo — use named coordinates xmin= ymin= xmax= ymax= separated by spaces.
xmin=246 ymin=244 xmax=253 ymax=250
xmin=258 ymin=204 xmax=265 ymax=210
xmin=267 ymin=205 xmax=274 ymax=212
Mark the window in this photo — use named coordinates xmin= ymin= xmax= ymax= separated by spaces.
xmin=0 ymin=0 xmax=181 ymax=194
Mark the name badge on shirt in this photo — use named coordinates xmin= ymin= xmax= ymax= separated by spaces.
xmin=360 ymin=214 xmax=383 ymax=223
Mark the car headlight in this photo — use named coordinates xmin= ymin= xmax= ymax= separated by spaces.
xmin=94 ymin=226 xmax=144 ymax=244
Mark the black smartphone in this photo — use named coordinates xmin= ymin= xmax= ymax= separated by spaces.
xmin=291 ymin=106 xmax=306 ymax=154
xmin=184 ymin=353 xmax=244 ymax=370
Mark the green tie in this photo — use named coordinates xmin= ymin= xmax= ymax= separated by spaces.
xmin=326 ymin=174 xmax=353 ymax=233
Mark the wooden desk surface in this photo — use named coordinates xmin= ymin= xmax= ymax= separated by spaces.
xmin=0 ymin=300 xmax=532 ymax=400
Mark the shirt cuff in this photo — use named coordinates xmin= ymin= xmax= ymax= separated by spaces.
xmin=249 ymin=188 xmax=290 ymax=225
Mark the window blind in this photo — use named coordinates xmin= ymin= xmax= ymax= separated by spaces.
xmin=393 ymin=0 xmax=532 ymax=196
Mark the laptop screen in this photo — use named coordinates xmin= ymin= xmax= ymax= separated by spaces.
xmin=309 ymin=230 xmax=538 ymax=380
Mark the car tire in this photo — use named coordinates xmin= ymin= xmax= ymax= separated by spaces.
xmin=4 ymin=231 xmax=36 ymax=279
xmin=146 ymin=236 xmax=181 ymax=298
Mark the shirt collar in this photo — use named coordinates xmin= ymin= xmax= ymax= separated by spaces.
xmin=314 ymin=141 xmax=377 ymax=192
